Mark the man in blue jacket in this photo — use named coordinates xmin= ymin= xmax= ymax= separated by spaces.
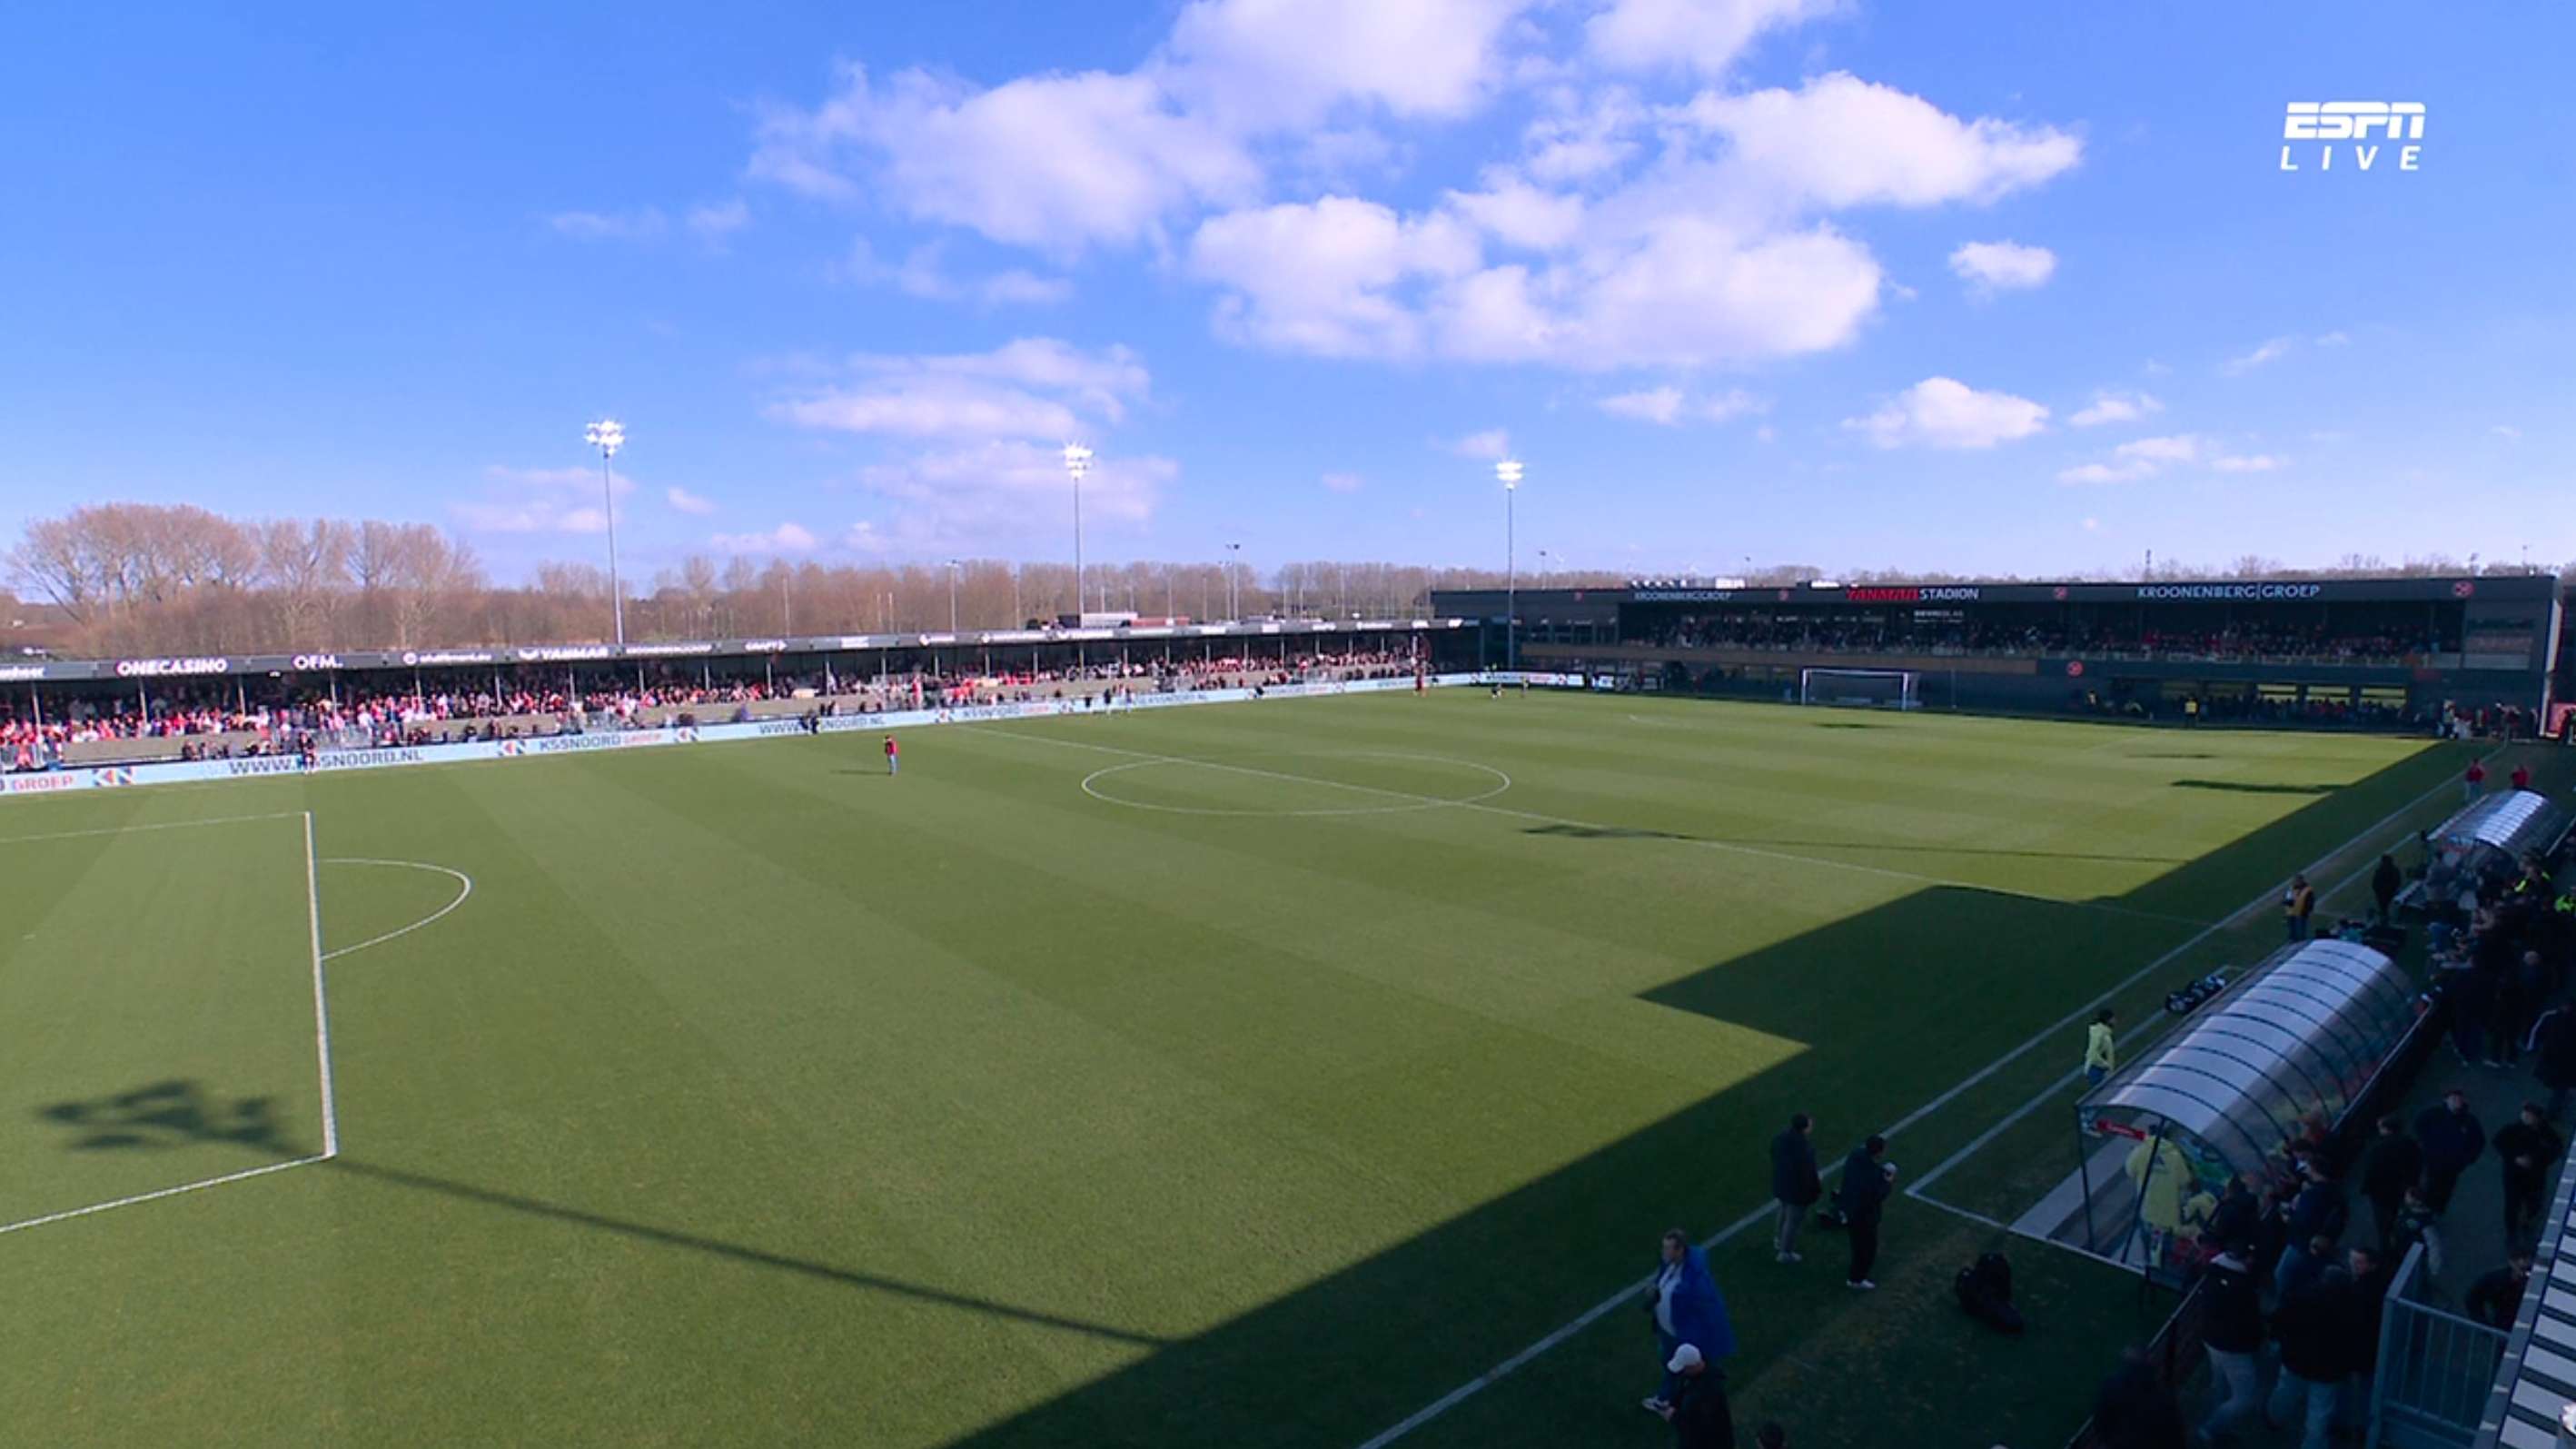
xmin=1769 ymin=1113 xmax=1821 ymax=1264
xmin=1644 ymin=1229 xmax=1736 ymax=1414
xmin=2414 ymin=1087 xmax=2487 ymax=1213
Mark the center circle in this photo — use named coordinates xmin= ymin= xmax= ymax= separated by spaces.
xmin=1080 ymin=751 xmax=1512 ymax=818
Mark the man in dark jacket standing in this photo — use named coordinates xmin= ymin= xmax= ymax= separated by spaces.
xmin=2195 ymin=1245 xmax=2264 ymax=1443
xmin=1657 ymin=1344 xmax=1736 ymax=1449
xmin=1769 ymin=1113 xmax=1821 ymax=1265
xmin=2267 ymin=1267 xmax=2353 ymax=1449
xmin=2359 ymin=1114 xmax=2424 ymax=1251
xmin=2373 ymin=853 xmax=2404 ymax=925
xmin=2494 ymin=1101 xmax=2564 ymax=1246
xmin=2533 ymin=1003 xmax=2576 ymax=1121
xmin=2415 ymin=1087 xmax=2487 ymax=1213
xmin=1838 ymin=1136 xmax=1893 ymax=1290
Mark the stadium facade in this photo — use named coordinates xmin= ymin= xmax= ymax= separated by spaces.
xmin=1429 ymin=573 xmax=2563 ymax=727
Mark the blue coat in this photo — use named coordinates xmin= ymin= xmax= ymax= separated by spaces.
xmin=1656 ymin=1246 xmax=1737 ymax=1361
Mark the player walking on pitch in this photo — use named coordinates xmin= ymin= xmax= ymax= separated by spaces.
xmin=883 ymin=734 xmax=899 ymax=776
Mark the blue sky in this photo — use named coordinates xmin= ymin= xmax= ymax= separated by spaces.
xmin=0 ymin=2 xmax=2565 ymax=584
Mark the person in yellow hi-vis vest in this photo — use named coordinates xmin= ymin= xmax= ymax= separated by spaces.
xmin=2126 ymin=1132 xmax=2191 ymax=1268
xmin=2085 ymin=1009 xmax=2117 ymax=1087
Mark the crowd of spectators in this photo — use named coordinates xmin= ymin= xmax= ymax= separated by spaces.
xmin=1641 ymin=611 xmax=2452 ymax=665
xmin=1 ymin=649 xmax=1425 ymax=769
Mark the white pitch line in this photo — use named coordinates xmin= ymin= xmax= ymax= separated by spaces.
xmin=0 ymin=1155 xmax=327 ymax=1237
xmin=965 ymin=726 xmax=2212 ymax=928
xmin=303 ymin=813 xmax=341 ymax=1160
xmin=0 ymin=810 xmax=304 ymax=848
xmin=318 ymin=858 xmax=475 ymax=962
xmin=1346 ymin=742 xmax=2499 ymax=1448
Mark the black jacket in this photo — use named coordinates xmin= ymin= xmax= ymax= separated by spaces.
xmin=2373 ymin=858 xmax=2403 ymax=905
xmin=2204 ymin=1184 xmax=2260 ymax=1255
xmin=2361 ymin=1135 xmax=2424 ymax=1206
xmin=1838 ymin=1147 xmax=1891 ymax=1226
xmin=2535 ymin=1007 xmax=2576 ymax=1089
xmin=2273 ymin=1277 xmax=2353 ymax=1383
xmin=1669 ymin=1372 xmax=1735 ymax=1449
xmin=2089 ymin=1359 xmax=2186 ymax=1449
xmin=2495 ymin=1119 xmax=2564 ymax=1189
xmin=2283 ymin=1181 xmax=2347 ymax=1244
xmin=1769 ymin=1129 xmax=1821 ymax=1206
xmin=2198 ymin=1256 xmax=2264 ymax=1355
xmin=2467 ymin=1266 xmax=2531 ymax=1329
xmin=2415 ymin=1104 xmax=2487 ymax=1175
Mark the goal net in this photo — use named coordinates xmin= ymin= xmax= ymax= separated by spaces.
xmin=1799 ymin=668 xmax=1921 ymax=710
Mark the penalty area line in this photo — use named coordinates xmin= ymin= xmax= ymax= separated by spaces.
xmin=0 ymin=1155 xmax=327 ymax=1238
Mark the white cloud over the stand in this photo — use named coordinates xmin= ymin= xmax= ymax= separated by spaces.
xmin=1845 ymin=378 xmax=2047 ymax=450
xmin=1948 ymin=240 xmax=2056 ymax=294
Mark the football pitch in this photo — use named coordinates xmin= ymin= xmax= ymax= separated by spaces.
xmin=0 ymin=690 xmax=2494 ymax=1446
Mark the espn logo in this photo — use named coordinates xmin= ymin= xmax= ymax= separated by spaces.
xmin=2282 ymin=103 xmax=2424 ymax=173
xmin=2284 ymin=103 xmax=2425 ymax=141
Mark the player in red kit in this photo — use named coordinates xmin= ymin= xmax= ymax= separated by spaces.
xmin=884 ymin=734 xmax=899 ymax=776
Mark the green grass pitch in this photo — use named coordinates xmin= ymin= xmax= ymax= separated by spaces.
xmin=0 ymin=691 xmax=2488 ymax=1446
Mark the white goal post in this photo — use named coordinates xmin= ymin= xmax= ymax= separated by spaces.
xmin=1798 ymin=668 xmax=1922 ymax=710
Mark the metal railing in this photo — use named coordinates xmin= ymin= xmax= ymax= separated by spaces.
xmin=2370 ymin=1242 xmax=2506 ymax=1449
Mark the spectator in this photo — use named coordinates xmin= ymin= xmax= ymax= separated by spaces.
xmin=1769 ymin=1113 xmax=1821 ymax=1265
xmin=2266 ymin=1266 xmax=2353 ymax=1449
xmin=2359 ymin=1114 xmax=2423 ymax=1250
xmin=2494 ymin=1100 xmax=2563 ymax=1246
xmin=2273 ymin=1159 xmax=2346 ymax=1295
xmin=2529 ymin=1000 xmax=2576 ymax=1121
xmin=2512 ymin=760 xmax=2532 ymax=792
xmin=1837 ymin=1136 xmax=1894 ymax=1290
xmin=2204 ymin=1169 xmax=2264 ymax=1258
xmin=2372 ymin=853 xmax=2403 ymax=925
xmin=2466 ymin=1250 xmax=2535 ymax=1329
xmin=2414 ymin=1087 xmax=2487 ymax=1212
xmin=2284 ymin=874 xmax=2316 ymax=942
xmin=1643 ymin=1230 xmax=1734 ymax=1414
xmin=2387 ymin=1185 xmax=2446 ymax=1279
xmin=1657 ymin=1344 xmax=1735 ymax=1449
xmin=2090 ymin=1344 xmax=2186 ymax=1449
xmin=2466 ymin=759 xmax=2487 ymax=803
xmin=2085 ymin=1009 xmax=2116 ymax=1088
xmin=2343 ymin=1246 xmax=2392 ymax=1437
xmin=2195 ymin=1243 xmax=2264 ymax=1444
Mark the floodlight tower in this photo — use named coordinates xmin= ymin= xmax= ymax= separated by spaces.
xmin=1496 ymin=458 xmax=1524 ymax=669
xmin=1061 ymin=443 xmax=1093 ymax=620
xmin=585 ymin=419 xmax=627 ymax=646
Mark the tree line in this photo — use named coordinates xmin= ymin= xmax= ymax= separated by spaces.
xmin=1 ymin=502 xmax=1621 ymax=657
xmin=5 ymin=503 xmax=2550 ymax=658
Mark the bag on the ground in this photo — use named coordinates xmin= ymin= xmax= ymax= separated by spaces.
xmin=1954 ymin=1252 xmax=2024 ymax=1335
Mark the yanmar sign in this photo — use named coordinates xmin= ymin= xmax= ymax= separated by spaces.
xmin=2135 ymin=583 xmax=2324 ymax=601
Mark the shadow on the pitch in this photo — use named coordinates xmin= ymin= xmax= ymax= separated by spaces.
xmin=30 ymin=1079 xmax=1166 ymax=1351
xmin=1810 ymin=720 xmax=1883 ymax=729
xmin=1521 ymin=822 xmax=1694 ymax=842
xmin=2170 ymin=779 xmax=2340 ymax=796
xmin=36 ymin=1079 xmax=287 ymax=1153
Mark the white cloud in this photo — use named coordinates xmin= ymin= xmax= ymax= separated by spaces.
xmin=752 ymin=66 xmax=1260 ymax=252
xmin=1668 ymin=73 xmax=2082 ymax=211
xmin=2056 ymin=462 xmax=2129 ymax=485
xmin=1598 ymin=385 xmax=1763 ymax=425
xmin=549 ymin=208 xmax=668 ymax=241
xmin=2069 ymin=390 xmax=2164 ymax=427
xmin=1445 ymin=178 xmax=1587 ymax=251
xmin=2119 ymin=434 xmax=2200 ymax=465
xmin=1189 ymin=197 xmax=1480 ymax=357
xmin=452 ymin=465 xmax=633 ymax=535
xmin=1585 ymin=0 xmax=1838 ymax=77
xmin=1947 ymin=239 xmax=2056 ymax=294
xmin=2082 ymin=516 xmax=2101 ymax=531
xmin=666 ymin=486 xmax=718 ymax=515
xmin=1845 ymin=377 xmax=2047 ymax=450
xmin=2493 ymin=424 xmax=2522 ymax=441
xmin=2313 ymin=330 xmax=2349 ymax=346
xmin=850 ymin=440 xmax=1176 ymax=553
xmin=770 ymin=338 xmax=1151 ymax=440
xmin=1446 ymin=428 xmax=1512 ymax=460
xmin=1161 ymin=0 xmax=1531 ymax=129
xmin=874 ymin=241 xmax=1073 ymax=307
xmin=1321 ymin=471 xmax=1363 ymax=492
xmin=2211 ymin=452 xmax=2284 ymax=473
xmin=686 ymin=199 xmax=750 ymax=244
xmin=2223 ymin=336 xmax=2294 ymax=374
xmin=710 ymin=522 xmax=820 ymax=554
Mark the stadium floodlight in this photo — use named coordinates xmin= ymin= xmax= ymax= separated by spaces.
xmin=585 ymin=419 xmax=628 ymax=646
xmin=1226 ymin=541 xmax=1243 ymax=620
xmin=1495 ymin=460 xmax=1523 ymax=669
xmin=1062 ymin=444 xmax=1093 ymax=619
xmin=945 ymin=559 xmax=963 ymax=632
